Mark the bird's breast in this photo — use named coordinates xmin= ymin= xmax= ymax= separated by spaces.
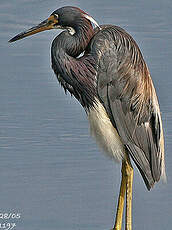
xmin=88 ymin=99 xmax=125 ymax=161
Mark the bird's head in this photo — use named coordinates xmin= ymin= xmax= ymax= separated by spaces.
xmin=9 ymin=6 xmax=100 ymax=42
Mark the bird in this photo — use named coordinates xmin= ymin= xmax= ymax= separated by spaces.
xmin=9 ymin=6 xmax=166 ymax=230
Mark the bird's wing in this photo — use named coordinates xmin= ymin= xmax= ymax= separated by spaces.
xmin=91 ymin=26 xmax=165 ymax=190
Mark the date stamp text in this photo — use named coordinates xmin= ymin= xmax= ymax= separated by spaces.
xmin=0 ymin=213 xmax=21 ymax=230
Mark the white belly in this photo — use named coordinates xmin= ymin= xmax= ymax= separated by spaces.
xmin=88 ymin=100 xmax=125 ymax=161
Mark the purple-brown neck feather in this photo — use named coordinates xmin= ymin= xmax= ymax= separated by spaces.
xmin=51 ymin=15 xmax=97 ymax=109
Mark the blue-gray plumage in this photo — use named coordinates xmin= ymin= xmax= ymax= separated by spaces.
xmin=89 ymin=25 xmax=165 ymax=190
xmin=9 ymin=6 xmax=166 ymax=230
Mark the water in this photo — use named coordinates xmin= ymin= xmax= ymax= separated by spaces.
xmin=0 ymin=0 xmax=172 ymax=229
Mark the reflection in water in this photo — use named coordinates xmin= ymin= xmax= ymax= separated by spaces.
xmin=0 ymin=0 xmax=172 ymax=230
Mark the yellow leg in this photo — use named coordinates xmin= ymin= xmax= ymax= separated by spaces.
xmin=113 ymin=156 xmax=133 ymax=230
xmin=113 ymin=160 xmax=127 ymax=230
xmin=125 ymin=155 xmax=133 ymax=230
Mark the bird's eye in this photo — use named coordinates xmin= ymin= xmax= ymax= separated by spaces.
xmin=54 ymin=14 xmax=59 ymax=19
xmin=48 ymin=14 xmax=59 ymax=25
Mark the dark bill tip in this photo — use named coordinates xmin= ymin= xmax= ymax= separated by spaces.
xmin=8 ymin=27 xmax=42 ymax=43
xmin=8 ymin=33 xmax=25 ymax=43
xmin=8 ymin=39 xmax=14 ymax=43
xmin=8 ymin=19 xmax=52 ymax=43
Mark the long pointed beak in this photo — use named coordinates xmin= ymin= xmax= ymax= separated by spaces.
xmin=9 ymin=15 xmax=58 ymax=43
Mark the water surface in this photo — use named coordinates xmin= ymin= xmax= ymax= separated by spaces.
xmin=0 ymin=0 xmax=172 ymax=229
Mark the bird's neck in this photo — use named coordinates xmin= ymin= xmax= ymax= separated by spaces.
xmin=73 ymin=20 xmax=94 ymax=56
xmin=51 ymin=21 xmax=97 ymax=109
xmin=52 ymin=20 xmax=94 ymax=58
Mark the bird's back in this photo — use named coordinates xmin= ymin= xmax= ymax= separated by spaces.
xmin=87 ymin=25 xmax=166 ymax=190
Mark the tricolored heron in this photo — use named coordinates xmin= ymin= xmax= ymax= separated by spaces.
xmin=9 ymin=6 xmax=166 ymax=230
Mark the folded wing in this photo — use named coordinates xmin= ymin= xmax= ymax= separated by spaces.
xmin=91 ymin=25 xmax=165 ymax=190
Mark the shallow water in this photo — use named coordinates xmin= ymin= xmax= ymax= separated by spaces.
xmin=0 ymin=0 xmax=172 ymax=229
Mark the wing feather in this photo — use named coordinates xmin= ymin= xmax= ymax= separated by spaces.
xmin=91 ymin=25 xmax=165 ymax=190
